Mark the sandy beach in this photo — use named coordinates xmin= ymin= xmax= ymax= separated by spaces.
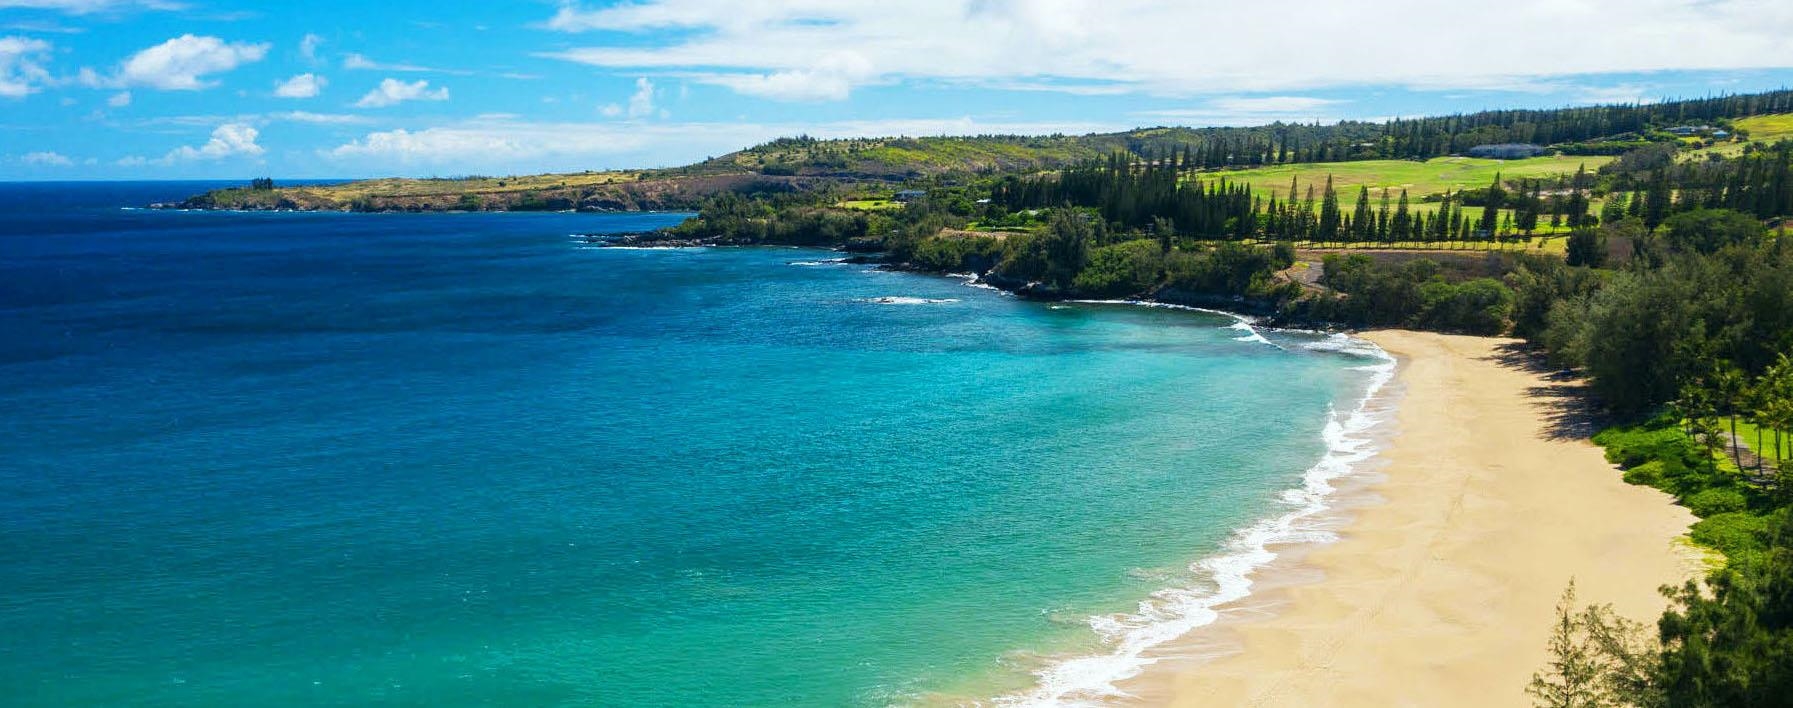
xmin=1122 ymin=330 xmax=1704 ymax=707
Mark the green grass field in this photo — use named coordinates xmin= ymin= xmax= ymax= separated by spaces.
xmin=1730 ymin=417 xmax=1790 ymax=467
xmin=837 ymin=199 xmax=904 ymax=211
xmin=1196 ymin=155 xmax=1613 ymax=200
xmin=1686 ymin=113 xmax=1793 ymax=158
xmin=1277 ymin=236 xmax=1569 ymax=254
xmin=1736 ymin=114 xmax=1793 ymax=144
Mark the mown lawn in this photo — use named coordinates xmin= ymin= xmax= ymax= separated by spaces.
xmin=1196 ymin=155 xmax=1613 ymax=200
xmin=1199 ymin=235 xmax=1570 ymax=254
xmin=1291 ymin=237 xmax=1566 ymax=254
xmin=837 ymin=199 xmax=903 ymax=210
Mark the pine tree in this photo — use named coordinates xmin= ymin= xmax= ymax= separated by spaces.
xmin=1600 ymin=192 xmax=1627 ymax=225
xmin=1565 ymin=164 xmax=1590 ymax=228
xmin=1351 ymin=186 xmax=1373 ymax=242
xmin=1318 ymin=176 xmax=1341 ymax=245
xmin=1376 ymin=189 xmax=1392 ymax=242
xmin=1478 ymin=173 xmax=1504 ymax=235
xmin=1435 ymin=191 xmax=1454 ymax=241
xmin=1392 ymin=189 xmax=1412 ymax=242
xmin=1643 ymin=171 xmax=1672 ymax=228
xmin=1527 ymin=583 xmax=1608 ymax=708
xmin=1431 ymin=195 xmax=1446 ymax=242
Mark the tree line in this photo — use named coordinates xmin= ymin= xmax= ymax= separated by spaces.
xmin=743 ymin=89 xmax=1793 ymax=175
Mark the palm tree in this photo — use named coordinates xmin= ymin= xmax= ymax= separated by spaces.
xmin=1754 ymin=355 xmax=1793 ymax=488
xmin=1712 ymin=363 xmax=1748 ymax=469
xmin=1677 ymin=381 xmax=1724 ymax=460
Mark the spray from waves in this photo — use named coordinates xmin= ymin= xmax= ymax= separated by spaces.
xmin=995 ymin=335 xmax=1396 ymax=707
xmin=857 ymin=296 xmax=961 ymax=305
xmin=1303 ymin=332 xmax=1390 ymax=360
xmin=1226 ymin=321 xmax=1278 ymax=348
xmin=949 ymin=272 xmax=1009 ymax=294
xmin=1064 ymin=299 xmax=1284 ymax=350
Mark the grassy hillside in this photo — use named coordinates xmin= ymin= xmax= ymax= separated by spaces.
xmin=180 ymin=171 xmax=832 ymax=212
xmin=1683 ymin=112 xmax=1793 ymax=158
xmin=699 ymin=135 xmax=1117 ymax=178
xmin=1737 ymin=113 xmax=1793 ymax=143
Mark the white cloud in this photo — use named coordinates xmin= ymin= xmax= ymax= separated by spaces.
xmin=1208 ymin=96 xmax=1344 ymax=113
xmin=353 ymin=78 xmax=448 ymax=108
xmin=626 ymin=76 xmax=656 ymax=117
xmin=1566 ymin=83 xmax=1662 ymax=106
xmin=542 ymin=0 xmax=1793 ymax=98
xmin=107 ymin=90 xmax=129 ymax=106
xmin=0 ymin=0 xmax=183 ymax=14
xmin=268 ymin=109 xmax=370 ymax=124
xmin=98 ymin=34 xmax=269 ymax=90
xmin=342 ymin=52 xmax=437 ymax=73
xmin=274 ymin=72 xmax=324 ymax=98
xmin=1136 ymin=96 xmax=1350 ymax=125
xmin=0 ymin=35 xmax=53 ymax=98
xmin=689 ymin=52 xmax=874 ymax=101
xmin=21 ymin=150 xmax=73 ymax=166
xmin=299 ymin=33 xmax=323 ymax=62
xmin=320 ymin=115 xmax=1118 ymax=174
xmin=159 ymin=122 xmax=263 ymax=163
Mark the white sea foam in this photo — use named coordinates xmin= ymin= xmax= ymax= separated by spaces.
xmin=1304 ymin=332 xmax=1390 ymax=361
xmin=790 ymin=258 xmax=849 ymax=266
xmin=1226 ymin=321 xmax=1279 ymax=348
xmin=591 ymin=245 xmax=709 ymax=251
xmin=996 ymin=335 xmax=1397 ymax=707
xmin=1064 ymin=299 xmax=1285 ymax=350
xmin=947 ymin=272 xmax=1008 ymax=293
xmin=858 ymin=296 xmax=960 ymax=305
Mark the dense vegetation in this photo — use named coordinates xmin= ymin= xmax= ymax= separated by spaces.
xmin=988 ymin=141 xmax=1792 ymax=244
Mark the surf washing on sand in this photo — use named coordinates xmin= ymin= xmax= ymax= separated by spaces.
xmin=988 ymin=310 xmax=1399 ymax=706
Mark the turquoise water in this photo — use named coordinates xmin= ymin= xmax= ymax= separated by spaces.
xmin=0 ymin=183 xmax=1383 ymax=706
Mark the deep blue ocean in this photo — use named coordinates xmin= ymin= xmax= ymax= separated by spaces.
xmin=0 ymin=182 xmax=1385 ymax=706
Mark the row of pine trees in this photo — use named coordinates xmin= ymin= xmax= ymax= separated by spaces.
xmin=991 ymin=141 xmax=1793 ymax=243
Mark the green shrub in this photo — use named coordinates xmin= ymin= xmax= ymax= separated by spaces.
xmin=1593 ymin=423 xmax=1706 ymax=474
xmin=1072 ymin=239 xmax=1164 ymax=298
xmin=1688 ymin=511 xmax=1770 ymax=557
xmin=1684 ymin=487 xmax=1749 ymax=517
xmin=911 ymin=235 xmax=1002 ymax=273
xmin=1415 ymin=277 xmax=1515 ymax=335
xmin=1621 ymin=460 xmax=1667 ymax=487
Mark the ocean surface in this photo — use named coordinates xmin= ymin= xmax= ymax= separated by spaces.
xmin=0 ymin=182 xmax=1390 ymax=706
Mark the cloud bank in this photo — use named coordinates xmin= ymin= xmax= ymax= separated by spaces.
xmin=543 ymin=0 xmax=1793 ymax=100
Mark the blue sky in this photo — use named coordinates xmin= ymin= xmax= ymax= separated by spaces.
xmin=3 ymin=0 xmax=1792 ymax=180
